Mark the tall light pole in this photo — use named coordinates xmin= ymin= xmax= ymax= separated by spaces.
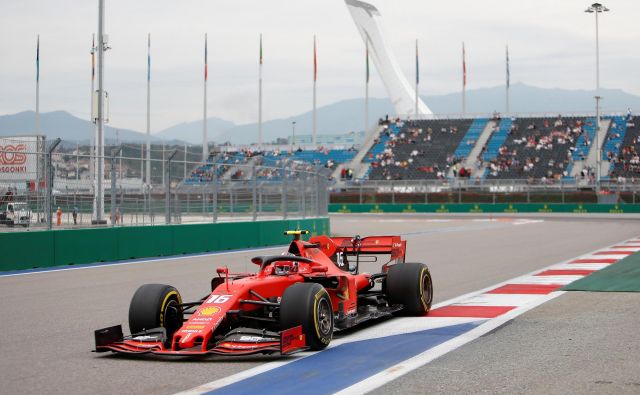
xmin=202 ymin=33 xmax=208 ymax=162
xmin=146 ymin=33 xmax=151 ymax=185
xmin=94 ymin=0 xmax=110 ymax=224
xmin=585 ymin=2 xmax=609 ymax=189
xmin=258 ymin=34 xmax=263 ymax=149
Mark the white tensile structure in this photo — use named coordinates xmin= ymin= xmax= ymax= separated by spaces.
xmin=345 ymin=0 xmax=432 ymax=117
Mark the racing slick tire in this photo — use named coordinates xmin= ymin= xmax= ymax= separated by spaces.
xmin=128 ymin=284 xmax=184 ymax=340
xmin=280 ymin=283 xmax=333 ymax=350
xmin=386 ymin=262 xmax=433 ymax=316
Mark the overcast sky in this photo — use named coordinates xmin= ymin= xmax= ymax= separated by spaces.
xmin=1 ymin=0 xmax=638 ymax=132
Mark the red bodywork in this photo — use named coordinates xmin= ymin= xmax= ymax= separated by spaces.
xmin=94 ymin=234 xmax=406 ymax=356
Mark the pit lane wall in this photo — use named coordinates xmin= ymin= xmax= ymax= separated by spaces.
xmin=329 ymin=203 xmax=639 ymax=214
xmin=0 ymin=217 xmax=329 ymax=272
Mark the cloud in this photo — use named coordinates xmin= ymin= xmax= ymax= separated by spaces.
xmin=1 ymin=0 xmax=638 ymax=131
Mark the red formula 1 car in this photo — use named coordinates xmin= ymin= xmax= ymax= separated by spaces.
xmin=94 ymin=230 xmax=433 ymax=356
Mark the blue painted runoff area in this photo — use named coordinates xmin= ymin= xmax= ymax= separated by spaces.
xmin=207 ymin=321 xmax=484 ymax=395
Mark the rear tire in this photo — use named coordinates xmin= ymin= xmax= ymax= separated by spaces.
xmin=386 ymin=262 xmax=433 ymax=315
xmin=280 ymin=283 xmax=333 ymax=350
xmin=128 ymin=284 xmax=183 ymax=339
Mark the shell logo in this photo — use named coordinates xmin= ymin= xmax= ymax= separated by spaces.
xmin=199 ymin=306 xmax=221 ymax=316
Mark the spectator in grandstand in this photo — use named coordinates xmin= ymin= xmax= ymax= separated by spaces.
xmin=72 ymin=207 xmax=78 ymax=225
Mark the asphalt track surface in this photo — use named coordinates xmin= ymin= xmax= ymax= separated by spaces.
xmin=1 ymin=214 xmax=639 ymax=394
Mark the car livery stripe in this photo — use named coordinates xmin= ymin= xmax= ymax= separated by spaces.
xmin=176 ymin=236 xmax=638 ymax=395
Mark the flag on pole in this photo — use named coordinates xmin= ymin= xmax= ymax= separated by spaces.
xmin=204 ymin=34 xmax=208 ymax=81
xmin=415 ymin=39 xmax=419 ymax=85
xmin=313 ymin=35 xmax=317 ymax=82
xmin=506 ymin=45 xmax=510 ymax=88
xmin=91 ymin=34 xmax=95 ymax=81
xmin=147 ymin=34 xmax=151 ymax=81
xmin=259 ymin=34 xmax=263 ymax=65
xmin=366 ymin=40 xmax=370 ymax=83
xmin=36 ymin=35 xmax=40 ymax=82
xmin=462 ymin=42 xmax=467 ymax=88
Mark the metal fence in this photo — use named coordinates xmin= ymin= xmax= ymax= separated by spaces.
xmin=0 ymin=141 xmax=329 ymax=232
xmin=332 ymin=178 xmax=640 ymax=205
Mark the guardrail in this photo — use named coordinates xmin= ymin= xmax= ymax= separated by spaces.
xmin=329 ymin=203 xmax=636 ymax=214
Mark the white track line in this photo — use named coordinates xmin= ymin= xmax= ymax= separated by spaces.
xmin=335 ymin=293 xmax=562 ymax=395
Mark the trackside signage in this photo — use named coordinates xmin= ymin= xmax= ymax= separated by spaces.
xmin=0 ymin=137 xmax=38 ymax=180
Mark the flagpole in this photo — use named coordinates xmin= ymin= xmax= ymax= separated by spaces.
xmin=365 ymin=40 xmax=369 ymax=133
xmin=162 ymin=142 xmax=165 ymax=187
xmin=506 ymin=45 xmax=510 ymax=115
xmin=146 ymin=33 xmax=151 ymax=185
xmin=95 ymin=0 xmax=106 ymax=223
xmin=36 ymin=35 xmax=40 ymax=133
xmin=90 ymin=34 xmax=96 ymax=198
xmin=415 ymin=39 xmax=419 ymax=119
xmin=202 ymin=33 xmax=208 ymax=162
xmin=140 ymin=142 xmax=144 ymax=185
xmin=462 ymin=42 xmax=466 ymax=116
xmin=313 ymin=35 xmax=317 ymax=147
xmin=258 ymin=34 xmax=263 ymax=149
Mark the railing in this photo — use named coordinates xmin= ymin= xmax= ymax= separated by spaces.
xmin=331 ymin=178 xmax=640 ymax=205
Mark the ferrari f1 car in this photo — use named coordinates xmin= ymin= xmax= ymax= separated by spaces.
xmin=94 ymin=230 xmax=433 ymax=356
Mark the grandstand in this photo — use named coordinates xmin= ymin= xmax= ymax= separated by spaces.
xmin=483 ymin=116 xmax=588 ymax=180
xmin=185 ymin=148 xmax=356 ymax=183
xmin=181 ymin=113 xmax=638 ymax=186
xmin=608 ymin=116 xmax=639 ymax=179
xmin=365 ymin=119 xmax=474 ymax=180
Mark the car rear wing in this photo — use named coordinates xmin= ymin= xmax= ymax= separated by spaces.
xmin=310 ymin=235 xmax=406 ymax=263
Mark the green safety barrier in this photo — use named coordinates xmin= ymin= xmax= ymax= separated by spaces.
xmin=0 ymin=217 xmax=330 ymax=272
xmin=329 ymin=203 xmax=640 ymax=214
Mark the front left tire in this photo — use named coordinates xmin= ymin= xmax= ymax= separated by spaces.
xmin=128 ymin=284 xmax=183 ymax=339
xmin=280 ymin=283 xmax=333 ymax=350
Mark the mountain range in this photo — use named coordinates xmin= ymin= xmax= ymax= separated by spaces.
xmin=1 ymin=83 xmax=638 ymax=145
